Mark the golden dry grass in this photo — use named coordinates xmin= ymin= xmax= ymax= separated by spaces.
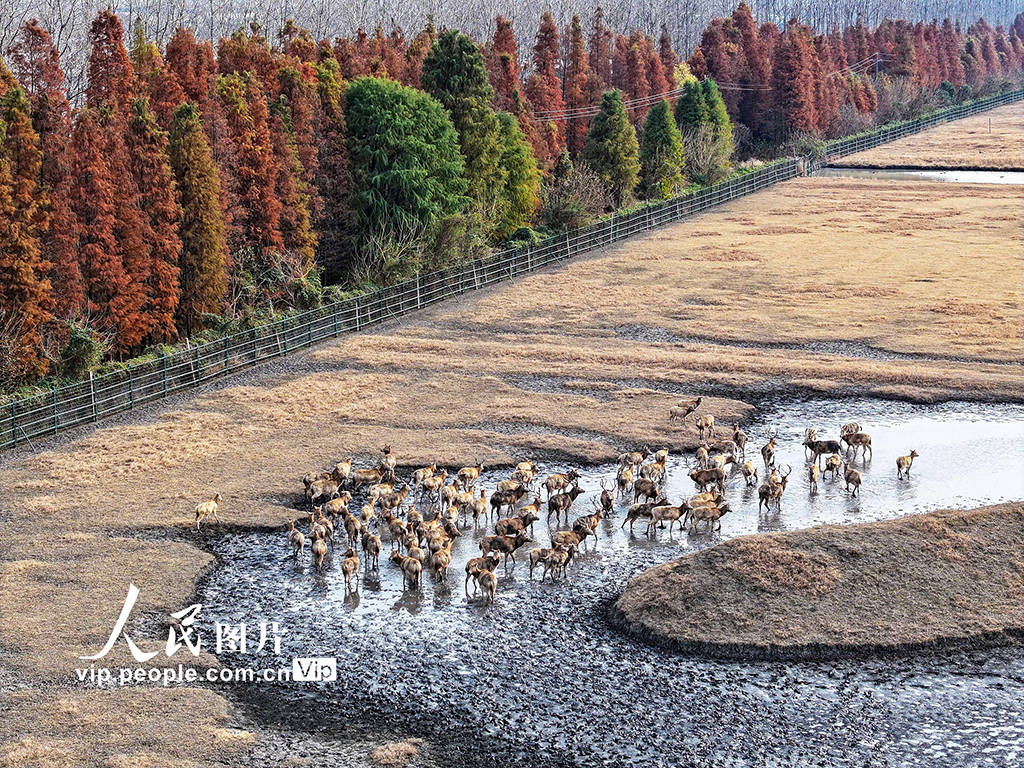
xmin=613 ymin=502 xmax=1024 ymax=655
xmin=0 ymin=171 xmax=1020 ymax=764
xmin=835 ymin=101 xmax=1024 ymax=169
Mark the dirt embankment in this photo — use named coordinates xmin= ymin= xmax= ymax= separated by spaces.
xmin=611 ymin=502 xmax=1024 ymax=659
xmin=834 ymin=101 xmax=1024 ymax=169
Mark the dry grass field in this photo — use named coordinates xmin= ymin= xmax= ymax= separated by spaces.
xmin=611 ymin=502 xmax=1024 ymax=657
xmin=0 ymin=172 xmax=1021 ymax=765
xmin=835 ymin=101 xmax=1024 ymax=169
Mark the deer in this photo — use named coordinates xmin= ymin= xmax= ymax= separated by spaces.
xmin=688 ymin=502 xmax=731 ymax=534
xmin=707 ymin=453 xmax=736 ymax=471
xmin=617 ymin=448 xmax=650 ymax=471
xmin=840 ymin=422 xmax=862 ymax=438
xmin=599 ymin=480 xmax=614 ymax=515
xmin=477 ymin=567 xmax=498 ymax=604
xmin=808 ymin=463 xmax=820 ymax=493
xmin=689 ymin=466 xmax=726 ymax=494
xmin=361 ymin=529 xmax=381 ymax=570
xmin=621 ymin=500 xmax=661 ymax=534
xmin=541 ymin=546 xmax=573 ymax=582
xmin=544 ymin=470 xmax=581 ymax=499
xmin=696 ymin=414 xmax=716 ymax=441
xmin=694 ymin=444 xmax=710 ymax=470
xmin=430 ymin=540 xmax=453 ymax=580
xmin=803 ymin=428 xmax=818 ymax=458
xmin=495 ymin=508 xmax=541 ymax=538
xmin=351 ymin=466 xmax=394 ymax=492
xmin=321 ymin=492 xmax=353 ymax=518
xmin=287 ymin=520 xmax=306 ymax=558
xmin=389 ymin=550 xmax=421 ymax=590
xmin=465 ymin=554 xmax=500 ymax=593
xmin=632 ymin=477 xmax=661 ymax=504
xmin=639 ymin=457 xmax=667 ymax=484
xmin=758 ymin=465 xmax=792 ymax=512
xmin=615 ymin=465 xmax=634 ymax=496
xmin=194 ymin=493 xmax=221 ymax=531
xmin=647 ymin=502 xmax=690 ymax=537
xmin=551 ymin=523 xmax=594 ymax=552
xmin=439 ymin=478 xmax=462 ymax=511
xmin=379 ymin=443 xmax=397 ymax=468
xmin=490 ymin=485 xmax=527 ymax=518
xmin=761 ymin=437 xmax=779 ymax=469
xmin=457 ymin=462 xmax=484 ymax=488
xmin=419 ymin=470 xmax=448 ymax=503
xmin=479 ymin=531 xmax=531 ymax=568
xmin=469 ymin=489 xmax=489 ymax=525
xmin=732 ymin=425 xmax=748 ymax=457
xmin=807 ymin=438 xmax=844 ymax=467
xmin=529 ymin=545 xmax=575 ymax=578
xmin=311 ymin=536 xmax=328 ymax=570
xmin=548 ymin=484 xmax=585 ymax=525
xmin=842 ymin=431 xmax=873 ymax=461
xmin=740 ymin=461 xmax=759 ymax=487
xmin=670 ymin=397 xmax=702 ymax=422
xmin=412 ymin=463 xmax=437 ymax=486
xmin=896 ymin=450 xmax=919 ymax=479
xmin=341 ymin=548 xmax=360 ymax=591
xmin=824 ymin=453 xmax=843 ymax=480
xmin=380 ymin=484 xmax=411 ymax=514
xmin=843 ymin=463 xmax=862 ymax=495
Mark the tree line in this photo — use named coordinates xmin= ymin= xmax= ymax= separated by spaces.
xmin=1 ymin=5 xmax=1023 ymax=388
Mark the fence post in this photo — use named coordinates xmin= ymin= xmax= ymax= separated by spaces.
xmin=224 ymin=337 xmax=229 ymax=373
xmin=162 ymin=351 xmax=168 ymax=395
xmin=52 ymin=386 xmax=58 ymax=432
xmin=416 ymin=274 xmax=422 ymax=309
xmin=11 ymin=400 xmax=17 ymax=447
xmin=355 ymin=297 xmax=361 ymax=330
xmin=89 ymin=371 xmax=98 ymax=421
xmin=128 ymin=370 xmax=134 ymax=409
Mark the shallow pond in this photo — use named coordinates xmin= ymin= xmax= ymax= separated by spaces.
xmin=819 ymin=166 xmax=1024 ymax=185
xmin=200 ymin=397 xmax=1024 ymax=767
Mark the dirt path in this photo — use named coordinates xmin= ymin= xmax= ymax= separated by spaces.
xmin=834 ymin=100 xmax=1024 ymax=169
xmin=1 ymin=172 xmax=1021 ymax=766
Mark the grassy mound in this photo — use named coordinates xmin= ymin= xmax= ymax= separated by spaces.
xmin=611 ymin=502 xmax=1024 ymax=659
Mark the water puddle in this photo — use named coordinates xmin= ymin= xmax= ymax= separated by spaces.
xmin=819 ymin=166 xmax=1024 ymax=185
xmin=199 ymin=396 xmax=1024 ymax=767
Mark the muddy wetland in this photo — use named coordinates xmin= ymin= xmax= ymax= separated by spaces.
xmin=199 ymin=397 xmax=1024 ymax=768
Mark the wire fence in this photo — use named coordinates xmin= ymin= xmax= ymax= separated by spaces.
xmin=3 ymin=86 xmax=1022 ymax=450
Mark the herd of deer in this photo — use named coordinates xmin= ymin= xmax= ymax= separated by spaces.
xmin=191 ymin=400 xmax=921 ymax=606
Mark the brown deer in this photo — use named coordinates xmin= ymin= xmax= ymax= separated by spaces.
xmin=479 ymin=531 xmax=532 ymax=568
xmin=544 ymin=470 xmax=581 ymax=499
xmin=843 ymin=463 xmax=862 ymax=495
xmin=696 ymin=414 xmax=716 ymax=441
xmin=465 ymin=554 xmax=500 ymax=593
xmin=457 ymin=462 xmax=484 ymax=488
xmin=389 ymin=550 xmax=422 ymax=590
xmin=194 ymin=493 xmax=221 ymax=531
xmin=896 ymin=450 xmax=919 ymax=479
xmin=287 ymin=520 xmax=306 ymax=558
xmin=341 ymin=548 xmax=360 ymax=591
xmin=842 ymin=431 xmax=873 ymax=461
xmin=312 ymin=537 xmax=328 ymax=570
xmin=547 ymin=484 xmax=585 ymax=525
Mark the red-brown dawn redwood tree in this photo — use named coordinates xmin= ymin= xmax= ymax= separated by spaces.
xmin=0 ymin=77 xmax=53 ymax=381
xmin=524 ymin=12 xmax=565 ymax=163
xmin=9 ymin=19 xmax=84 ymax=320
xmin=563 ymin=15 xmax=592 ymax=156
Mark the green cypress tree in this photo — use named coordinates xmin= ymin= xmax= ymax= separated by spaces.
xmin=581 ymin=90 xmax=639 ymax=208
xmin=674 ymin=79 xmax=709 ymax=131
xmin=168 ymin=102 xmax=228 ymax=335
xmin=639 ymin=99 xmax=685 ymax=200
xmin=493 ymin=111 xmax=541 ymax=241
xmin=344 ymin=76 xmax=467 ymax=276
xmin=701 ymin=78 xmax=734 ymax=159
xmin=420 ymin=30 xmax=503 ymax=225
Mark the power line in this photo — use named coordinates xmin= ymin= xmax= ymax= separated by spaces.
xmin=532 ymin=52 xmax=891 ymax=122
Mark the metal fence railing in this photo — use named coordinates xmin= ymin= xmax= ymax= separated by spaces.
xmin=3 ymin=86 xmax=1022 ymax=450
